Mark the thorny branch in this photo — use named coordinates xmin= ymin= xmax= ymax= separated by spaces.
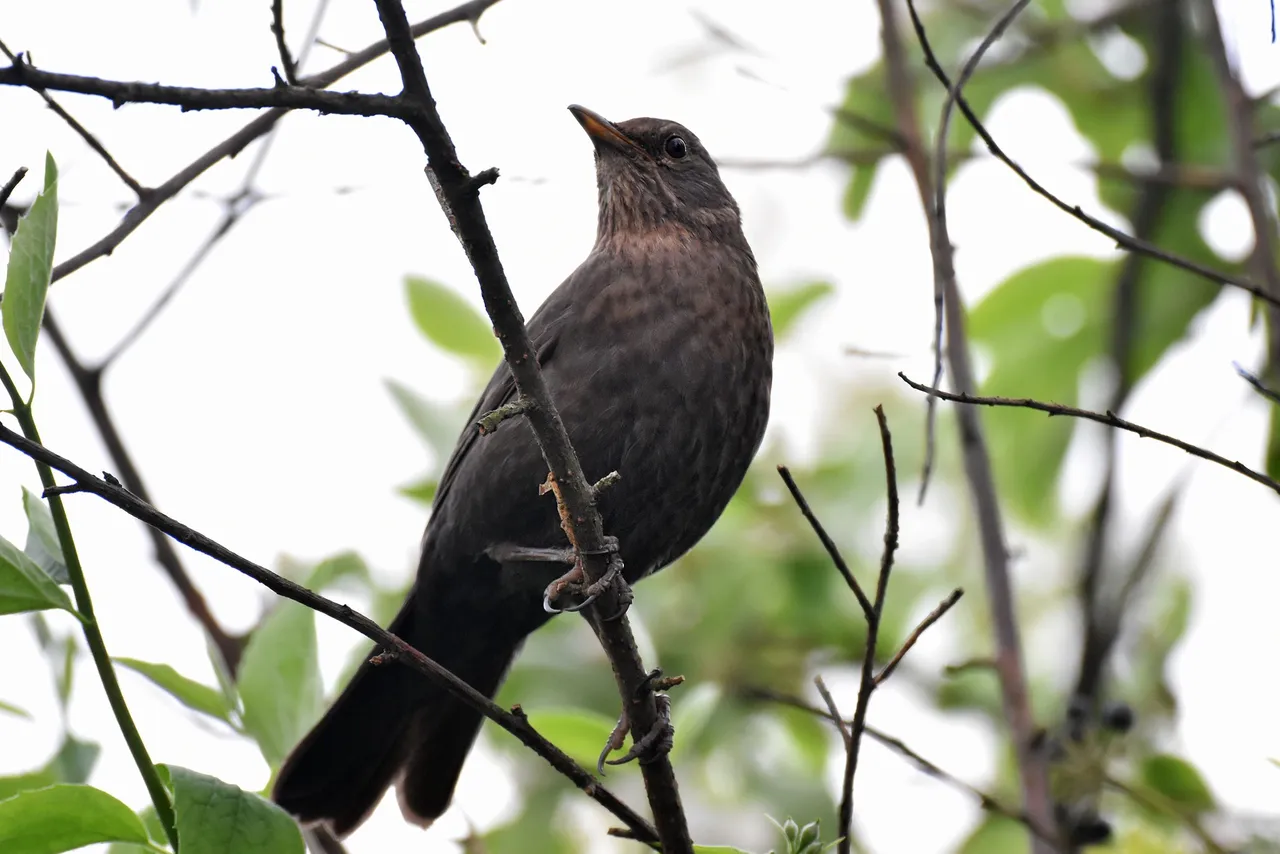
xmin=900 ymin=373 xmax=1280 ymax=497
xmin=367 ymin=0 xmax=691 ymax=848
xmin=889 ymin=0 xmax=1057 ymax=846
xmin=0 ymin=422 xmax=661 ymax=847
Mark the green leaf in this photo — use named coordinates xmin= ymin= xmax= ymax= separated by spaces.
xmin=2 ymin=152 xmax=59 ymax=381
xmin=1140 ymin=754 xmax=1216 ymax=813
xmin=0 ymin=532 xmax=76 ymax=616
xmin=970 ymin=257 xmax=1113 ymax=523
xmin=0 ymin=770 xmax=58 ymax=803
xmin=525 ymin=708 xmax=619 ymax=771
xmin=236 ymin=600 xmax=321 ymax=765
xmin=767 ymin=282 xmax=834 ymax=341
xmin=107 ymin=805 xmax=167 ymax=854
xmin=693 ymin=848 xmax=755 ymax=853
xmin=404 ymin=275 xmax=500 ymax=369
xmin=116 ymin=657 xmax=234 ymax=724
xmin=47 ymin=734 xmax=100 ymax=785
xmin=397 ymin=474 xmax=438 ymax=506
xmin=841 ymin=165 xmax=877 ymax=222
xmin=22 ymin=488 xmax=67 ymax=584
xmin=1267 ymin=403 xmax=1280 ymax=481
xmin=302 ymin=551 xmax=370 ymax=592
xmin=0 ymin=698 xmax=30 ymax=718
xmin=958 ymin=815 xmax=1026 ymax=854
xmin=160 ymin=765 xmax=304 ymax=854
xmin=0 ymin=783 xmax=150 ymax=853
xmin=386 ymin=379 xmax=463 ymax=462
xmin=668 ymin=682 xmax=721 ymax=762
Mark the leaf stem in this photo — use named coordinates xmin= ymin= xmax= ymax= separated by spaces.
xmin=0 ymin=363 xmax=179 ymax=851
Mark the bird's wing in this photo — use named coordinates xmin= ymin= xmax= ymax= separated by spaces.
xmin=430 ymin=281 xmax=573 ymax=511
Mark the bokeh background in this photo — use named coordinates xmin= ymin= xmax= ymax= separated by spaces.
xmin=1 ymin=0 xmax=1278 ymax=851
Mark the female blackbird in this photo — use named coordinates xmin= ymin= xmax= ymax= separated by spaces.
xmin=272 ymin=105 xmax=773 ymax=837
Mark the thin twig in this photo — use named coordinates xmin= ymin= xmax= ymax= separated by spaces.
xmin=0 ymin=39 xmax=147 ymax=197
xmin=43 ymin=0 xmax=506 ymax=284
xmin=1200 ymin=0 xmax=1280 ymax=370
xmin=0 ymin=422 xmax=661 ymax=846
xmin=896 ymin=2 xmax=1057 ymax=847
xmin=898 ymin=1 xmax=1279 ymax=313
xmin=813 ymin=675 xmax=851 ymax=747
xmin=0 ymin=166 xmax=26 ymax=210
xmin=740 ymin=687 xmax=1058 ymax=845
xmin=874 ymin=588 xmax=963 ymax=687
xmin=776 ymin=465 xmax=874 ymax=620
xmin=900 ymin=372 xmax=1280 ymax=496
xmin=834 ymin=406 xmax=899 ymax=854
xmin=1235 ymin=362 xmax=1280 ymax=406
xmin=271 ymin=0 xmax=299 ymax=85
xmin=367 ymin=0 xmax=691 ymax=848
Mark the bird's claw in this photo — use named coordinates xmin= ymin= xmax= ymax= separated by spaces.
xmin=598 ymin=694 xmax=674 ymax=771
xmin=541 ymin=538 xmax=623 ymax=614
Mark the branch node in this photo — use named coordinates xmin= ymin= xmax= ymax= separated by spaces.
xmin=476 ymin=396 xmax=532 ymax=435
xmin=592 ymin=470 xmax=621 ymax=496
xmin=463 ymin=166 xmax=499 ymax=195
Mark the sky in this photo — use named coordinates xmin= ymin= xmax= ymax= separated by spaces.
xmin=0 ymin=0 xmax=1278 ymax=852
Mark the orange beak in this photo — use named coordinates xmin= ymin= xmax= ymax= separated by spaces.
xmin=568 ymin=104 xmax=639 ymax=153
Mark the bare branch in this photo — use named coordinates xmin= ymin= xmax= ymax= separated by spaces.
xmin=270 ymin=0 xmax=299 ymax=86
xmin=45 ymin=0 xmax=507 ymax=284
xmin=874 ymin=588 xmax=963 ymax=687
xmin=894 ymin=1 xmax=1057 ymax=845
xmin=367 ymin=0 xmax=691 ymax=847
xmin=899 ymin=372 xmax=1280 ymax=496
xmin=0 ymin=421 xmax=661 ymax=846
xmin=0 ymin=166 xmax=26 ymax=210
xmin=776 ymin=465 xmax=874 ymax=620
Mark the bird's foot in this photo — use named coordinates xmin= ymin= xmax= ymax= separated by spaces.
xmin=596 ymin=673 xmax=676 ymax=774
xmin=541 ymin=537 xmax=622 ymax=614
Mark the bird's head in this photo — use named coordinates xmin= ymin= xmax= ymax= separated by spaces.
xmin=569 ymin=105 xmax=745 ymax=252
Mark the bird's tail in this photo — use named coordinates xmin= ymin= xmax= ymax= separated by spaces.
xmin=271 ymin=590 xmax=520 ymax=838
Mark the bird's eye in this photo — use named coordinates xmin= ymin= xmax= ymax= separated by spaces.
xmin=664 ymin=135 xmax=688 ymax=159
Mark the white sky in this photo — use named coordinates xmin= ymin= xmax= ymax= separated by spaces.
xmin=1 ymin=1 xmax=1278 ymax=852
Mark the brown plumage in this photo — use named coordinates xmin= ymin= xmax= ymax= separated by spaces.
xmin=271 ymin=105 xmax=773 ymax=837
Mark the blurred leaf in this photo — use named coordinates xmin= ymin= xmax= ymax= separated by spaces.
xmin=970 ymin=256 xmax=1112 ymax=523
xmin=958 ymin=815 xmax=1027 ymax=854
xmin=669 ymin=682 xmax=722 ymax=762
xmin=483 ymin=778 xmax=576 ymax=854
xmin=1139 ymin=754 xmax=1215 ymax=814
xmin=1267 ymin=403 xmax=1280 ymax=481
xmin=397 ymin=474 xmax=438 ymax=506
xmin=160 ymin=764 xmax=304 ymax=854
xmin=693 ymin=847 xmax=755 ymax=853
xmin=405 ymin=275 xmax=500 ymax=369
xmin=842 ymin=165 xmax=877 ymax=222
xmin=386 ymin=378 xmax=463 ymax=461
xmin=56 ymin=633 xmax=76 ymax=708
xmin=0 ymin=783 xmax=150 ymax=853
xmin=768 ymin=282 xmax=834 ymax=340
xmin=525 ymin=708 xmax=618 ymax=771
xmin=303 ymin=551 xmax=370 ymax=592
xmin=0 ymin=533 xmax=76 ymax=617
xmin=22 ymin=488 xmax=67 ymax=584
xmin=0 ymin=698 xmax=30 ymax=718
xmin=116 ymin=657 xmax=234 ymax=724
xmin=47 ymin=734 xmax=99 ymax=785
xmin=2 ymin=152 xmax=58 ymax=381
xmin=237 ymin=601 xmax=321 ymax=766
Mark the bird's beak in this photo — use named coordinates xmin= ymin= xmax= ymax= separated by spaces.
xmin=569 ymin=105 xmax=638 ymax=154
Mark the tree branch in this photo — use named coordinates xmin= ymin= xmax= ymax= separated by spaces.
xmin=42 ymin=0 xmax=506 ymax=284
xmin=0 ymin=421 xmax=661 ymax=846
xmin=890 ymin=1 xmax=1057 ymax=847
xmin=366 ymin=0 xmax=691 ymax=848
xmin=900 ymin=372 xmax=1280 ymax=496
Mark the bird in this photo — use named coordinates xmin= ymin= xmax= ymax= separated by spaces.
xmin=271 ymin=105 xmax=774 ymax=838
